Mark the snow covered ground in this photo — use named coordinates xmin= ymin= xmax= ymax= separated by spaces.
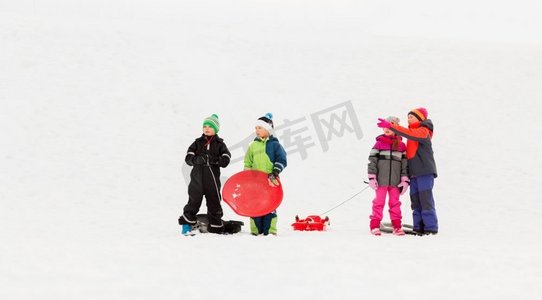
xmin=1 ymin=1 xmax=542 ymax=299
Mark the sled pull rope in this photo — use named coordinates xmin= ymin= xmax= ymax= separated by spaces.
xmin=319 ymin=185 xmax=371 ymax=216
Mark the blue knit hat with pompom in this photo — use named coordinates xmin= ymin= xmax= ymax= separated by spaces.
xmin=255 ymin=113 xmax=274 ymax=133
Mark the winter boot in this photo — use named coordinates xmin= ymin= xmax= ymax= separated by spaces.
xmin=391 ymin=219 xmax=405 ymax=236
xmin=250 ymin=217 xmax=261 ymax=235
xmin=393 ymin=228 xmax=405 ymax=236
xmin=371 ymin=228 xmax=382 ymax=236
xmin=178 ymin=214 xmax=197 ymax=226
xmin=207 ymin=221 xmax=225 ymax=234
xmin=181 ymin=224 xmax=193 ymax=235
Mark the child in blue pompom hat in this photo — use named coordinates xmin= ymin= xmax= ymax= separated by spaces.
xmin=244 ymin=113 xmax=287 ymax=235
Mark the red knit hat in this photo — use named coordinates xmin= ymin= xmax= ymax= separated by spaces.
xmin=409 ymin=107 xmax=428 ymax=121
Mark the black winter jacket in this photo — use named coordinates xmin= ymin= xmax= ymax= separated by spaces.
xmin=185 ymin=135 xmax=231 ymax=172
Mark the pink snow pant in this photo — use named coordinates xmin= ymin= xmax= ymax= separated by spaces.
xmin=369 ymin=186 xmax=402 ymax=230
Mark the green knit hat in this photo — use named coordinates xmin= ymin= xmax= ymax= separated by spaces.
xmin=203 ymin=114 xmax=220 ymax=134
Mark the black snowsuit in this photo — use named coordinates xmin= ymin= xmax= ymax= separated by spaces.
xmin=180 ymin=134 xmax=231 ymax=232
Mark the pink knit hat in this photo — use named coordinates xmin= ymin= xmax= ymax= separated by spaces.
xmin=409 ymin=107 xmax=428 ymax=121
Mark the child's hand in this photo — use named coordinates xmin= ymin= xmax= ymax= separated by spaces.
xmin=377 ymin=118 xmax=391 ymax=129
xmin=398 ymin=176 xmax=410 ymax=195
xmin=219 ymin=155 xmax=230 ymax=168
xmin=209 ymin=156 xmax=220 ymax=165
xmin=368 ymin=174 xmax=378 ymax=190
xmin=268 ymin=173 xmax=280 ymax=187
xmin=193 ymin=156 xmax=207 ymax=165
xmin=185 ymin=153 xmax=195 ymax=166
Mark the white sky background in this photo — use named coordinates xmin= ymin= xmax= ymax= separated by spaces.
xmin=363 ymin=0 xmax=542 ymax=44
xmin=2 ymin=0 xmax=541 ymax=45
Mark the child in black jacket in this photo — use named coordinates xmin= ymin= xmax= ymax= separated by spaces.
xmin=178 ymin=114 xmax=231 ymax=234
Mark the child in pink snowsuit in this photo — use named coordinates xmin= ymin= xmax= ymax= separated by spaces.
xmin=367 ymin=116 xmax=409 ymax=236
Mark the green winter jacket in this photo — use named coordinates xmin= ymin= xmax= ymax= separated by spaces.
xmin=244 ymin=136 xmax=287 ymax=174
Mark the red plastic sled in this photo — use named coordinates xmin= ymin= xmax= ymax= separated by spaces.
xmin=222 ymin=170 xmax=283 ymax=217
xmin=291 ymin=215 xmax=330 ymax=231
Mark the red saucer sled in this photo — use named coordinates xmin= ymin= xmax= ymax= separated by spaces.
xmin=222 ymin=170 xmax=283 ymax=217
xmin=291 ymin=215 xmax=330 ymax=231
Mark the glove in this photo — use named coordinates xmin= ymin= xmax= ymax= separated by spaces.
xmin=377 ymin=118 xmax=391 ymax=129
xmin=268 ymin=173 xmax=280 ymax=187
xmin=209 ymin=156 xmax=220 ymax=165
xmin=398 ymin=176 xmax=410 ymax=195
xmin=219 ymin=155 xmax=230 ymax=168
xmin=192 ymin=155 xmax=206 ymax=165
xmin=368 ymin=174 xmax=378 ymax=190
xmin=185 ymin=154 xmax=194 ymax=166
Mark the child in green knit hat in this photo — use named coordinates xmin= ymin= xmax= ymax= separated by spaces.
xmin=178 ymin=114 xmax=231 ymax=235
xmin=203 ymin=114 xmax=220 ymax=135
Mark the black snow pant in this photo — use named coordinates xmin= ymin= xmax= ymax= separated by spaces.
xmin=182 ymin=165 xmax=223 ymax=228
